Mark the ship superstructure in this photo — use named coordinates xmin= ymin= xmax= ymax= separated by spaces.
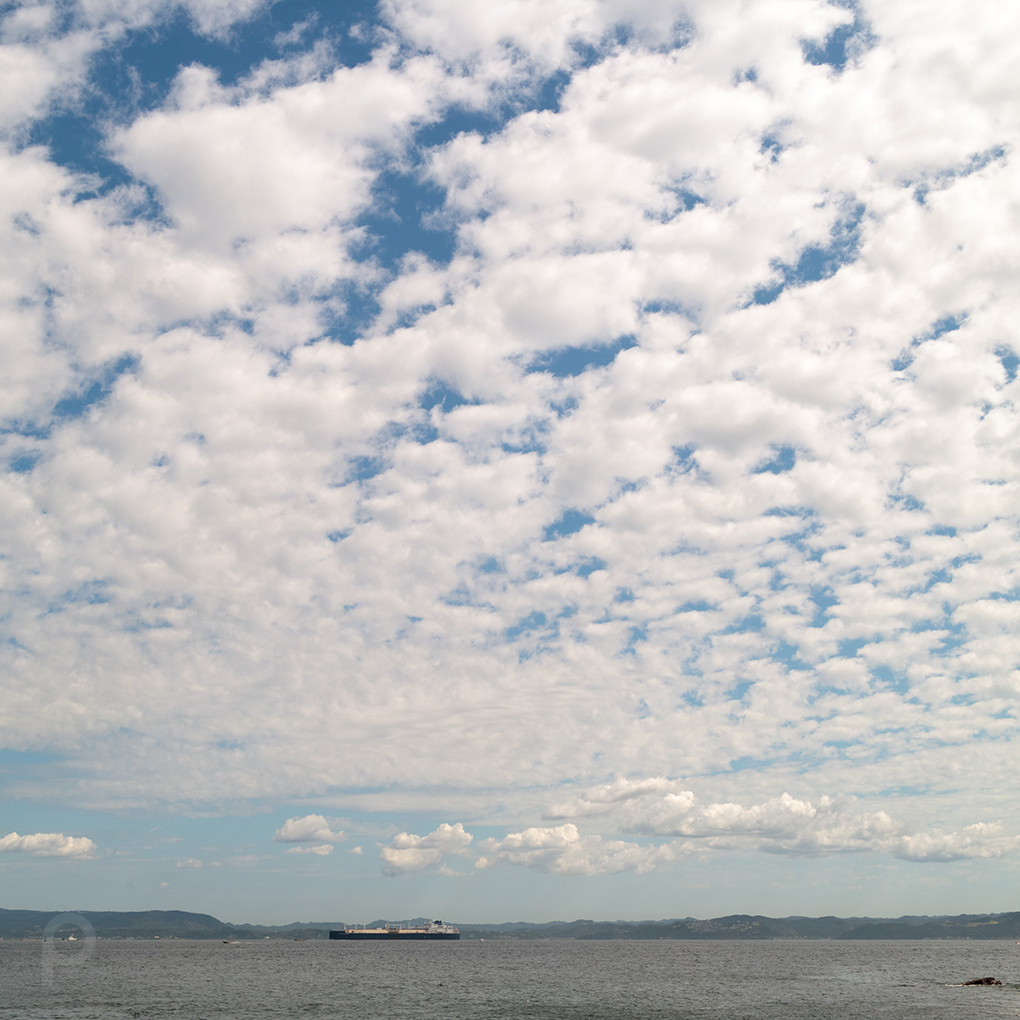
xmin=329 ymin=920 xmax=460 ymax=941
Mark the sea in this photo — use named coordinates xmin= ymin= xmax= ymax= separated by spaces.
xmin=2 ymin=938 xmax=1019 ymax=1019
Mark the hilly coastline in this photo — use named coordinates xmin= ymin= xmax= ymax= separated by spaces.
xmin=4 ymin=908 xmax=1020 ymax=941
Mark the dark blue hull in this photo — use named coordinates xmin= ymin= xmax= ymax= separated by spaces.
xmin=329 ymin=931 xmax=460 ymax=940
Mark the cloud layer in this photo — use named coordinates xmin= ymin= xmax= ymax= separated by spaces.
xmin=1 ymin=0 xmax=1019 ymax=878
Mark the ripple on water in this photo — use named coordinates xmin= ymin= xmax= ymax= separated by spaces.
xmin=1 ymin=938 xmax=1018 ymax=1020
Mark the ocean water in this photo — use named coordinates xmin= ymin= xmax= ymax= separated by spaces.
xmin=2 ymin=938 xmax=1019 ymax=1019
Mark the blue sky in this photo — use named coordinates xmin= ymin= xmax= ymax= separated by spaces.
xmin=2 ymin=0 xmax=1020 ymax=924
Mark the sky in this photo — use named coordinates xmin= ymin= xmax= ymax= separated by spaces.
xmin=1 ymin=0 xmax=1020 ymax=927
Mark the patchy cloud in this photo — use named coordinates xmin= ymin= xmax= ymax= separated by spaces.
xmin=893 ymin=824 xmax=1019 ymax=863
xmin=273 ymin=815 xmax=345 ymax=843
xmin=380 ymin=823 xmax=473 ymax=876
xmin=478 ymin=824 xmax=682 ymax=876
xmin=485 ymin=782 xmax=1020 ymax=871
xmin=621 ymin=791 xmax=900 ymax=852
xmin=0 ymin=831 xmax=95 ymax=857
xmin=284 ymin=843 xmax=333 ymax=856
xmin=545 ymin=777 xmax=690 ymax=819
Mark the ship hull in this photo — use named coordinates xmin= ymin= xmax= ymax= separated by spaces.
xmin=329 ymin=931 xmax=459 ymax=940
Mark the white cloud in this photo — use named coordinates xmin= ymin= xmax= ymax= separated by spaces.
xmin=478 ymin=793 xmax=1020 ymax=875
xmin=380 ymin=822 xmax=473 ymax=875
xmin=626 ymin=791 xmax=903 ymax=855
xmin=479 ymin=824 xmax=682 ymax=876
xmin=382 ymin=0 xmax=600 ymax=75
xmin=180 ymin=0 xmax=270 ymax=37
xmin=0 ymin=831 xmax=95 ymax=857
xmin=0 ymin=0 xmax=1019 ymax=886
xmin=544 ymin=777 xmax=688 ymax=818
xmin=893 ymin=824 xmax=1019 ymax=863
xmin=273 ymin=815 xmax=344 ymax=843
xmin=510 ymin=782 xmax=1020 ymax=869
xmin=110 ymin=51 xmax=452 ymax=251
xmin=0 ymin=1 xmax=279 ymax=133
xmin=273 ymin=15 xmax=318 ymax=50
xmin=175 ymin=857 xmax=203 ymax=868
xmin=284 ymin=843 xmax=333 ymax=855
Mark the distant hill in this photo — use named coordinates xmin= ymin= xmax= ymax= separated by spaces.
xmin=0 ymin=909 xmax=339 ymax=940
xmin=4 ymin=908 xmax=1020 ymax=940
xmin=457 ymin=912 xmax=1020 ymax=940
xmin=838 ymin=914 xmax=1020 ymax=940
xmin=458 ymin=915 xmax=854 ymax=940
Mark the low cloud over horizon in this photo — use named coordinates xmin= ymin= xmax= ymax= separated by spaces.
xmin=377 ymin=780 xmax=1019 ymax=879
xmin=0 ymin=832 xmax=96 ymax=858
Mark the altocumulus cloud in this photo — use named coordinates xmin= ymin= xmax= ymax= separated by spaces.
xmin=0 ymin=0 xmax=1019 ymax=884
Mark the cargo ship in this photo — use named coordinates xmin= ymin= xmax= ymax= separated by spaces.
xmin=329 ymin=920 xmax=460 ymax=941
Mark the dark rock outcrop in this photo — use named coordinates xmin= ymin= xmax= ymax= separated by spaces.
xmin=962 ymin=977 xmax=1001 ymax=985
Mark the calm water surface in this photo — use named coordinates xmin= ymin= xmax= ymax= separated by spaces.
xmin=3 ymin=938 xmax=1019 ymax=1019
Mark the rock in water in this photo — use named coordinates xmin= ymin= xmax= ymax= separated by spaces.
xmin=962 ymin=977 xmax=1001 ymax=986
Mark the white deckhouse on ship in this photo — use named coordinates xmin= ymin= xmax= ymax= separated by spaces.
xmin=329 ymin=920 xmax=460 ymax=941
